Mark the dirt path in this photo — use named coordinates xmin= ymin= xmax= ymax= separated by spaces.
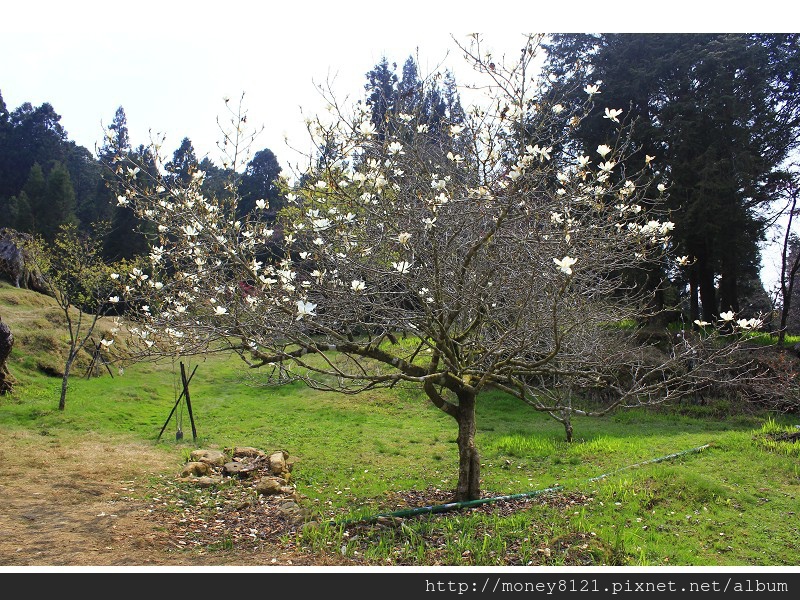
xmin=0 ymin=428 xmax=305 ymax=567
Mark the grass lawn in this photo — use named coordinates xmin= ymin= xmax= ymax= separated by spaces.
xmin=1 ymin=281 xmax=799 ymax=566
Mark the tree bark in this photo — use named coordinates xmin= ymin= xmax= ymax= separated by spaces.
xmin=718 ymin=265 xmax=739 ymax=316
xmin=689 ymin=268 xmax=699 ymax=324
xmin=698 ymin=259 xmax=718 ymax=322
xmin=59 ymin=353 xmax=75 ymax=411
xmin=454 ymin=390 xmax=481 ymax=501
xmin=562 ymin=411 xmax=573 ymax=443
xmin=0 ymin=317 xmax=13 ymax=395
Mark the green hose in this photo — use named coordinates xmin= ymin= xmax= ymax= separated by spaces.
xmin=331 ymin=443 xmax=712 ymax=528
xmin=587 ymin=443 xmax=711 ymax=482
xmin=334 ymin=485 xmax=564 ymax=527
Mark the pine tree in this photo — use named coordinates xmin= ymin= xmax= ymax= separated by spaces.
xmin=40 ymin=161 xmax=77 ymax=240
xmin=544 ymin=33 xmax=800 ymax=322
xmin=165 ymin=137 xmax=198 ymax=187
xmin=237 ymin=148 xmax=283 ymax=219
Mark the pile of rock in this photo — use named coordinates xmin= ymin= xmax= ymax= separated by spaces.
xmin=177 ymin=446 xmax=307 ymax=522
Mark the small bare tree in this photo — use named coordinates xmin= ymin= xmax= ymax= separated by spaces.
xmin=27 ymin=224 xmax=122 ymax=410
xmin=113 ymin=35 xmax=756 ymax=501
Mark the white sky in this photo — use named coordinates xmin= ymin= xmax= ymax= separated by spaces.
xmin=0 ymin=0 xmax=790 ymax=288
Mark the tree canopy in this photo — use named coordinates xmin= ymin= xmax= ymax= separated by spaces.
xmin=110 ymin=35 xmax=753 ymax=501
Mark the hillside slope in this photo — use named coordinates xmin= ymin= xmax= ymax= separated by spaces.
xmin=0 ymin=280 xmax=123 ymax=385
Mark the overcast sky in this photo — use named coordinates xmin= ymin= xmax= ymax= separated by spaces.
xmin=0 ymin=1 xmax=788 ymax=287
xmin=2 ymin=1 xmax=550 ymax=173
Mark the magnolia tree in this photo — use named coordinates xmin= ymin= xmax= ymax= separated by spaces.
xmin=110 ymin=35 xmax=758 ymax=501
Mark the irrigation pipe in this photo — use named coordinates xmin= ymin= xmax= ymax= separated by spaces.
xmin=331 ymin=443 xmax=712 ymax=528
xmin=587 ymin=443 xmax=711 ymax=482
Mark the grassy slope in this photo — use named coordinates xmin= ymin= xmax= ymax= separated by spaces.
xmin=1 ymin=280 xmax=799 ymax=566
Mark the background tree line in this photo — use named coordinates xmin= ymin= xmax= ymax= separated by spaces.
xmin=0 ymin=94 xmax=286 ymax=262
xmin=3 ymin=38 xmax=800 ymax=330
xmin=542 ymin=33 xmax=800 ymax=326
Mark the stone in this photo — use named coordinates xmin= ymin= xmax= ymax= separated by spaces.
xmin=278 ymin=500 xmax=310 ymax=522
xmin=181 ymin=461 xmax=212 ymax=477
xmin=189 ymin=449 xmax=226 ymax=466
xmin=0 ymin=228 xmax=46 ymax=291
xmin=231 ymin=446 xmax=266 ymax=459
xmin=269 ymin=451 xmax=287 ymax=475
xmin=256 ymin=477 xmax=285 ymax=496
xmin=223 ymin=460 xmax=258 ymax=477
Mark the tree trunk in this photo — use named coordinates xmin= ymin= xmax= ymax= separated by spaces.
xmin=59 ymin=353 xmax=75 ymax=411
xmin=454 ymin=390 xmax=480 ymax=501
xmin=698 ymin=259 xmax=718 ymax=322
xmin=689 ymin=268 xmax=699 ymax=324
xmin=718 ymin=267 xmax=739 ymax=316
xmin=0 ymin=317 xmax=13 ymax=395
xmin=562 ymin=412 xmax=573 ymax=443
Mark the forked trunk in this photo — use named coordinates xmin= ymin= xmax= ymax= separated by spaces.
xmin=455 ymin=390 xmax=480 ymax=501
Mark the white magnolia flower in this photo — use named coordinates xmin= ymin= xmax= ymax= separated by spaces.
xmin=358 ymin=120 xmax=377 ymax=137
xmin=694 ymin=319 xmax=710 ymax=327
xmin=719 ymin=310 xmax=735 ymax=322
xmin=311 ymin=218 xmax=331 ymax=232
xmin=351 ymin=279 xmax=365 ymax=292
xmin=431 ymin=177 xmax=447 ymax=191
xmin=450 ymin=124 xmax=465 ymax=135
xmin=387 ymin=141 xmax=404 ymax=155
xmin=676 ymin=256 xmax=691 ymax=266
xmin=552 ymin=103 xmax=564 ymax=114
xmin=398 ymin=113 xmax=414 ymax=122
xmin=576 ymin=155 xmax=591 ymax=168
xmin=657 ymin=183 xmax=667 ymax=193
xmin=110 ymin=273 xmax=119 ymax=280
xmin=255 ymin=199 xmax=267 ymax=210
xmin=423 ymin=217 xmax=436 ymax=230
xmin=214 ymin=305 xmax=228 ymax=316
xmin=296 ymin=299 xmax=317 ymax=320
xmin=417 ymin=124 xmax=429 ymax=133
xmin=116 ymin=195 xmax=129 ymax=207
xmin=397 ymin=232 xmax=412 ymax=246
xmin=737 ymin=318 xmax=762 ymax=330
xmin=598 ymin=160 xmax=616 ymax=173
xmin=597 ymin=144 xmax=613 ymax=158
xmin=554 ymin=256 xmax=577 ymax=275
xmin=584 ymin=84 xmax=601 ymax=97
xmin=100 ymin=339 xmax=114 ymax=348
xmin=392 ymin=261 xmax=412 ymax=274
xmin=604 ymin=107 xmax=623 ymax=123
xmin=550 ymin=212 xmax=564 ymax=224
xmin=108 ymin=296 xmax=119 ymax=303
xmin=645 ymin=154 xmax=656 ymax=165
xmin=536 ymin=146 xmax=553 ymax=161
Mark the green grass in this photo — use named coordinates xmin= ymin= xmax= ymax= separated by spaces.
xmin=2 ymin=280 xmax=800 ymax=566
